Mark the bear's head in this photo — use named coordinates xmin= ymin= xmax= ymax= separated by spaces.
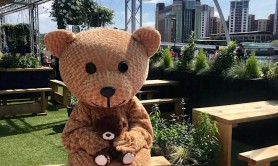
xmin=45 ymin=27 xmax=160 ymax=108
xmin=95 ymin=116 xmax=127 ymax=141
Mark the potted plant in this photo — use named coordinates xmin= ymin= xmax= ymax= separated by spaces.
xmin=67 ymin=94 xmax=78 ymax=117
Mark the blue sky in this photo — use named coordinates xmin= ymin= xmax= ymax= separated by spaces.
xmin=3 ymin=0 xmax=276 ymax=33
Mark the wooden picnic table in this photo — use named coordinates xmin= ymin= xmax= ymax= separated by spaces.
xmin=143 ymin=79 xmax=179 ymax=87
xmin=192 ymin=100 xmax=278 ymax=166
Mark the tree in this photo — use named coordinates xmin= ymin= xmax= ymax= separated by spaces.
xmin=50 ymin=0 xmax=114 ymax=29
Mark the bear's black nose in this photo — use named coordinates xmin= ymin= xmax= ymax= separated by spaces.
xmin=100 ymin=87 xmax=115 ymax=98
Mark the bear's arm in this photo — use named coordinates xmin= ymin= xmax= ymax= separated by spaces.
xmin=114 ymin=97 xmax=153 ymax=153
xmin=62 ymin=102 xmax=109 ymax=156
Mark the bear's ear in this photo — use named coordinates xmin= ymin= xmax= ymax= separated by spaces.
xmin=132 ymin=27 xmax=161 ymax=57
xmin=44 ymin=29 xmax=76 ymax=58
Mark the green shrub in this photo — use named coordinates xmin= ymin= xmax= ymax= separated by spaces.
xmin=194 ymin=48 xmax=208 ymax=73
xmin=192 ymin=113 xmax=220 ymax=163
xmin=0 ymin=54 xmax=40 ymax=68
xmin=155 ymin=47 xmax=173 ymax=69
xmin=260 ymin=63 xmax=271 ymax=78
xmin=210 ymin=41 xmax=237 ymax=75
xmin=246 ymin=51 xmax=260 ymax=79
xmin=150 ymin=105 xmax=220 ymax=165
xmin=177 ymin=31 xmax=195 ymax=71
xmin=150 ymin=47 xmax=165 ymax=69
xmin=267 ymin=62 xmax=278 ymax=80
xmin=225 ymin=62 xmax=247 ymax=79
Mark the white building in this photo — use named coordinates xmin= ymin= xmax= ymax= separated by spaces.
xmin=200 ymin=4 xmax=214 ymax=38
xmin=229 ymin=0 xmax=250 ymax=33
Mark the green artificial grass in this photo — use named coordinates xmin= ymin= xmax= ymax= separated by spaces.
xmin=0 ymin=102 xmax=68 ymax=166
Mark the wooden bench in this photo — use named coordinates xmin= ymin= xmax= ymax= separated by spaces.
xmin=42 ymin=156 xmax=171 ymax=166
xmin=238 ymin=145 xmax=278 ymax=166
xmin=137 ymin=90 xmax=159 ymax=100
xmin=49 ymin=79 xmax=70 ymax=107
xmin=192 ymin=100 xmax=278 ymax=166
xmin=141 ymin=98 xmax=187 ymax=118
xmin=0 ymin=87 xmax=52 ymax=116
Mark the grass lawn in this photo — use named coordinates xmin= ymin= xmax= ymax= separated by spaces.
xmin=0 ymin=102 xmax=68 ymax=166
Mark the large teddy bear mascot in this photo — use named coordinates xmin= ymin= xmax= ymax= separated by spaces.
xmin=44 ymin=27 xmax=161 ymax=166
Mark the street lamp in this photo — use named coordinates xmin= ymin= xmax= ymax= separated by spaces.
xmin=171 ymin=18 xmax=177 ymax=49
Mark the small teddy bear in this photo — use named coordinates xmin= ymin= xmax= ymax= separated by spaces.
xmin=94 ymin=116 xmax=135 ymax=166
xmin=44 ymin=27 xmax=161 ymax=166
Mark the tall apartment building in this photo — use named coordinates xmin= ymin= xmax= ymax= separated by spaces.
xmin=267 ymin=14 xmax=274 ymax=32
xmin=194 ymin=0 xmax=201 ymax=39
xmin=248 ymin=14 xmax=257 ymax=32
xmin=229 ymin=0 xmax=250 ymax=33
xmin=257 ymin=19 xmax=268 ymax=31
xmin=274 ymin=0 xmax=278 ymax=34
xmin=155 ymin=0 xmax=198 ymax=42
xmin=210 ymin=17 xmax=225 ymax=34
xmin=200 ymin=4 xmax=214 ymax=38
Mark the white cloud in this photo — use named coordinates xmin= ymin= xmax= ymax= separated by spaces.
xmin=214 ymin=11 xmax=219 ymax=18
xmin=142 ymin=21 xmax=155 ymax=27
xmin=143 ymin=0 xmax=171 ymax=4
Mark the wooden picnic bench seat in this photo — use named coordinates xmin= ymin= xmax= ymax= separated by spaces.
xmin=141 ymin=97 xmax=188 ymax=118
xmin=192 ymin=100 xmax=278 ymax=166
xmin=238 ymin=145 xmax=278 ymax=166
xmin=42 ymin=156 xmax=171 ymax=166
xmin=50 ymin=79 xmax=70 ymax=107
xmin=0 ymin=87 xmax=52 ymax=116
xmin=137 ymin=90 xmax=159 ymax=99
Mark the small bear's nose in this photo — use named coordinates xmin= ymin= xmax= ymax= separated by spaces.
xmin=100 ymin=87 xmax=115 ymax=98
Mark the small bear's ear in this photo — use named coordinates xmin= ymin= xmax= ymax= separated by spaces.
xmin=44 ymin=29 xmax=76 ymax=58
xmin=132 ymin=27 xmax=161 ymax=57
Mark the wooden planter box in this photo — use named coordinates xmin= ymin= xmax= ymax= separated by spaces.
xmin=0 ymin=67 xmax=53 ymax=116
xmin=148 ymin=69 xmax=278 ymax=113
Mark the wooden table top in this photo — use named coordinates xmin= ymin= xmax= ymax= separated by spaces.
xmin=193 ymin=100 xmax=278 ymax=125
xmin=143 ymin=79 xmax=179 ymax=87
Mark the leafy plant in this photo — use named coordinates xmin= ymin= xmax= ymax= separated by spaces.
xmin=51 ymin=0 xmax=114 ymax=29
xmin=267 ymin=62 xmax=278 ymax=80
xmin=150 ymin=104 xmax=220 ymax=165
xmin=0 ymin=54 xmax=39 ymax=68
xmin=194 ymin=48 xmax=208 ymax=73
xmin=192 ymin=113 xmax=220 ymax=163
xmin=210 ymin=41 xmax=237 ymax=75
xmin=225 ymin=62 xmax=247 ymax=79
xmin=260 ymin=63 xmax=271 ymax=78
xmin=150 ymin=47 xmax=165 ymax=69
xmin=178 ymin=31 xmax=195 ymax=71
xmin=155 ymin=47 xmax=173 ymax=70
xmin=68 ymin=93 xmax=78 ymax=107
xmin=245 ymin=51 xmax=260 ymax=79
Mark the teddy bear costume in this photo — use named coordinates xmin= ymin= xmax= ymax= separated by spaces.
xmin=44 ymin=27 xmax=161 ymax=166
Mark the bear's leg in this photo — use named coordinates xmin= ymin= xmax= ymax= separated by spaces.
xmin=68 ymin=150 xmax=100 ymax=166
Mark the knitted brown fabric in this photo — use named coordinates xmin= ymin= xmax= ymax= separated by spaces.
xmin=45 ymin=27 xmax=161 ymax=166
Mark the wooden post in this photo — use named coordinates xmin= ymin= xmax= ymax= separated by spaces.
xmin=39 ymin=91 xmax=47 ymax=115
xmin=217 ymin=121 xmax=233 ymax=166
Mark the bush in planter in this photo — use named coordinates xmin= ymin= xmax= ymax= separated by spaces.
xmin=225 ymin=61 xmax=247 ymax=79
xmin=150 ymin=47 xmax=165 ymax=69
xmin=245 ymin=51 xmax=261 ymax=79
xmin=267 ymin=62 xmax=278 ymax=80
xmin=155 ymin=47 xmax=174 ymax=70
xmin=260 ymin=63 xmax=271 ymax=78
xmin=0 ymin=54 xmax=40 ymax=68
xmin=150 ymin=105 xmax=220 ymax=165
xmin=210 ymin=41 xmax=237 ymax=75
xmin=193 ymin=48 xmax=208 ymax=73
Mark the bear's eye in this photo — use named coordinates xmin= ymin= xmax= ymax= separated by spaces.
xmin=85 ymin=62 xmax=97 ymax=74
xmin=118 ymin=61 xmax=128 ymax=73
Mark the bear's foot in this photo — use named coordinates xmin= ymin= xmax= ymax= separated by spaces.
xmin=95 ymin=154 xmax=111 ymax=166
xmin=123 ymin=153 xmax=135 ymax=165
